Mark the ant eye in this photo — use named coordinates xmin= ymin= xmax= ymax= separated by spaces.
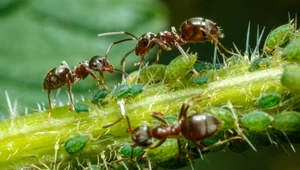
xmin=89 ymin=56 xmax=103 ymax=69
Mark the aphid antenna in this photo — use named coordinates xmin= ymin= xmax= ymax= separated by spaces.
xmin=226 ymin=101 xmax=257 ymax=152
xmin=244 ymin=21 xmax=251 ymax=61
xmin=251 ymin=26 xmax=265 ymax=61
xmin=282 ymin=131 xmax=296 ymax=152
xmin=5 ymin=91 xmax=15 ymax=118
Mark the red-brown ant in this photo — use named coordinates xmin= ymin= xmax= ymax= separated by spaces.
xmin=43 ymin=56 xmax=126 ymax=110
xmin=103 ymin=94 xmax=241 ymax=160
xmin=98 ymin=17 xmax=236 ymax=68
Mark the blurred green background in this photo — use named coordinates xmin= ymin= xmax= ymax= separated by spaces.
xmin=0 ymin=0 xmax=299 ymax=169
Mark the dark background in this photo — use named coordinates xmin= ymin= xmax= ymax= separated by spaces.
xmin=0 ymin=0 xmax=299 ymax=169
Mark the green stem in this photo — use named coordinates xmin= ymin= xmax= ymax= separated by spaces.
xmin=0 ymin=63 xmax=286 ymax=169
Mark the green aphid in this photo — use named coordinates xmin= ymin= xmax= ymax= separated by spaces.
xmin=227 ymin=55 xmax=241 ymax=66
xmin=193 ymin=77 xmax=209 ymax=85
xmin=139 ymin=64 xmax=166 ymax=83
xmin=193 ymin=62 xmax=212 ymax=72
xmin=257 ymin=92 xmax=281 ymax=109
xmin=164 ymin=54 xmax=197 ymax=82
xmin=281 ymin=65 xmax=300 ymax=92
xmin=145 ymin=138 xmax=178 ymax=163
xmin=88 ymin=165 xmax=102 ymax=170
xmin=64 ymin=134 xmax=90 ymax=154
xmin=241 ymin=111 xmax=273 ymax=131
xmin=92 ymin=89 xmax=108 ymax=104
xmin=112 ymin=84 xmax=131 ymax=99
xmin=272 ymin=111 xmax=300 ymax=131
xmin=128 ymin=84 xmax=144 ymax=96
xmin=282 ymin=38 xmax=300 ymax=62
xmin=204 ymin=107 xmax=235 ymax=131
xmin=74 ymin=103 xmax=89 ymax=113
xmin=249 ymin=58 xmax=271 ymax=72
xmin=264 ymin=22 xmax=294 ymax=53
xmin=120 ymin=143 xmax=144 ymax=158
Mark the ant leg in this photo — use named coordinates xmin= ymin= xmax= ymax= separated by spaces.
xmin=151 ymin=112 xmax=168 ymax=125
xmin=98 ymin=72 xmax=109 ymax=91
xmin=200 ymin=28 xmax=239 ymax=57
xmin=121 ymin=48 xmax=135 ymax=67
xmin=149 ymin=138 xmax=167 ymax=149
xmin=105 ymin=38 xmax=136 ymax=59
xmin=177 ymin=138 xmax=182 ymax=157
xmin=66 ymin=79 xmax=74 ymax=111
xmin=47 ymin=88 xmax=52 ymax=109
xmin=202 ymin=136 xmax=242 ymax=152
xmin=178 ymin=92 xmax=210 ymax=120
xmin=153 ymin=48 xmax=162 ymax=64
xmin=102 ymin=116 xmax=124 ymax=128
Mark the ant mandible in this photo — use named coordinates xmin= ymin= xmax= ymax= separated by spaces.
xmin=98 ymin=17 xmax=237 ymax=68
xmin=103 ymin=93 xmax=241 ymax=160
xmin=43 ymin=56 xmax=126 ymax=110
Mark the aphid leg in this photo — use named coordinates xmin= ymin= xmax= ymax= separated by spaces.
xmin=104 ymin=38 xmax=136 ymax=59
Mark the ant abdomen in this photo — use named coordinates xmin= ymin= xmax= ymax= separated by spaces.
xmin=180 ymin=114 xmax=221 ymax=141
xmin=180 ymin=17 xmax=224 ymax=43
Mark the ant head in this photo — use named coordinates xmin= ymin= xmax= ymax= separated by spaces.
xmin=135 ymin=32 xmax=156 ymax=57
xmin=89 ymin=56 xmax=114 ymax=73
xmin=131 ymin=125 xmax=153 ymax=147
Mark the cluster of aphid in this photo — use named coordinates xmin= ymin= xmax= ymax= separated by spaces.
xmin=42 ymin=17 xmax=300 ymax=169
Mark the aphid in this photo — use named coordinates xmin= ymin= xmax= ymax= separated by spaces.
xmin=193 ymin=77 xmax=209 ymax=85
xmin=281 ymin=65 xmax=300 ymax=92
xmin=164 ymin=53 xmax=197 ymax=83
xmin=204 ymin=107 xmax=235 ymax=131
xmin=98 ymin=17 xmax=235 ymax=67
xmin=282 ymin=38 xmax=300 ymax=62
xmin=120 ymin=143 xmax=144 ymax=158
xmin=43 ymin=56 xmax=126 ymax=110
xmin=104 ymin=94 xmax=240 ymax=159
xmin=92 ymin=89 xmax=108 ymax=104
xmin=248 ymin=58 xmax=271 ymax=72
xmin=111 ymin=84 xmax=144 ymax=99
xmin=64 ymin=134 xmax=90 ymax=154
xmin=241 ymin=111 xmax=273 ymax=131
xmin=139 ymin=64 xmax=167 ymax=84
xmin=264 ymin=22 xmax=294 ymax=53
xmin=256 ymin=92 xmax=281 ymax=109
xmin=74 ymin=103 xmax=89 ymax=113
xmin=272 ymin=111 xmax=300 ymax=132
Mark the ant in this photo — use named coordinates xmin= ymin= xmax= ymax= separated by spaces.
xmin=43 ymin=55 xmax=127 ymax=110
xmin=98 ymin=17 xmax=237 ymax=69
xmin=103 ymin=94 xmax=241 ymax=160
